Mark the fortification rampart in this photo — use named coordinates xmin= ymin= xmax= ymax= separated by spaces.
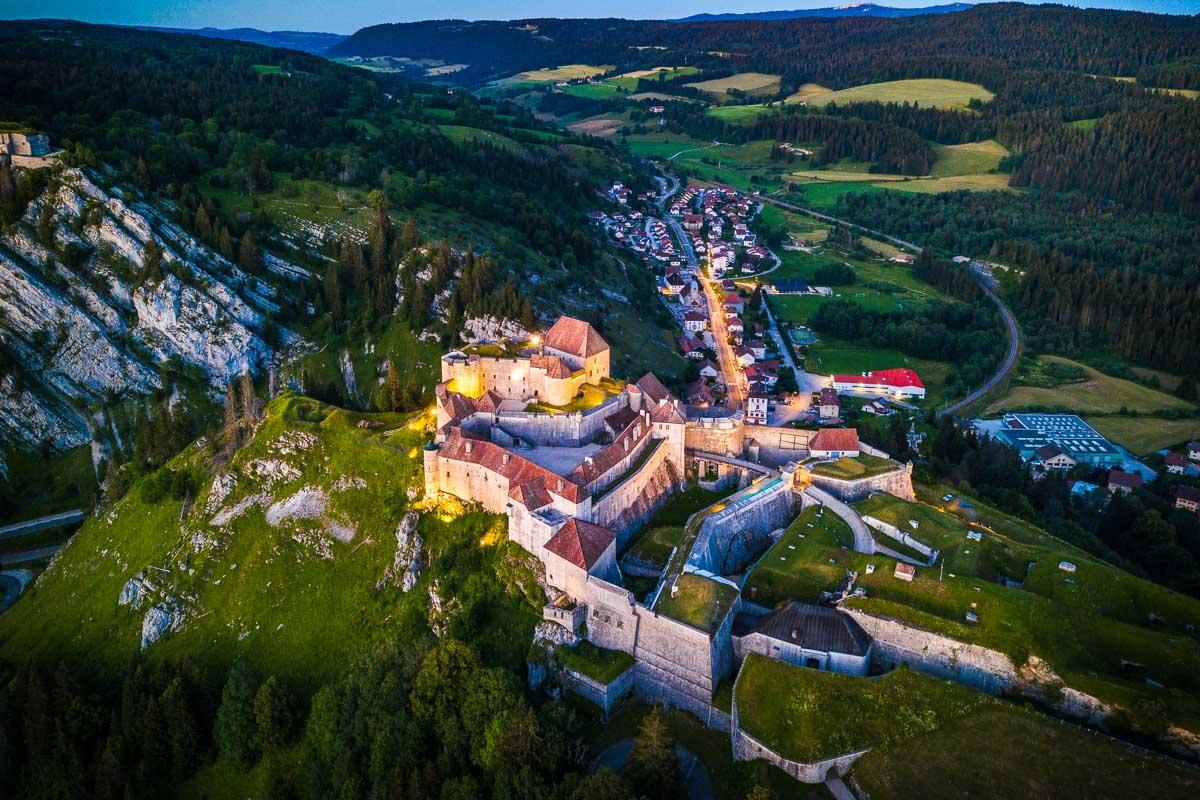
xmin=807 ymin=461 xmax=915 ymax=503
xmin=590 ymin=442 xmax=681 ymax=545
xmin=561 ymin=664 xmax=636 ymax=716
xmin=687 ymin=478 xmax=795 ymax=575
xmin=749 ymin=426 xmax=818 ymax=467
xmin=495 ymin=393 xmax=626 ymax=447
xmin=862 ymin=514 xmax=935 ymax=561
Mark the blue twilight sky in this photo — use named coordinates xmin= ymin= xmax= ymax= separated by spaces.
xmin=0 ymin=0 xmax=1194 ymax=35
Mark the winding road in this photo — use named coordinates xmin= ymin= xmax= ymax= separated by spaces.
xmin=803 ymin=485 xmax=875 ymax=555
xmin=762 ymin=195 xmax=1021 ymax=418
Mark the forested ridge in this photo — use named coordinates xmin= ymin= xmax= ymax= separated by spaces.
xmin=333 ymin=5 xmax=1200 ymax=90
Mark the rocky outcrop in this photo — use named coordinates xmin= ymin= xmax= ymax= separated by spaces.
xmin=0 ymin=167 xmax=304 ymax=453
xmin=377 ymin=511 xmax=423 ymax=591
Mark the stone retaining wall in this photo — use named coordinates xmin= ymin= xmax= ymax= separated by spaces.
xmin=590 ymin=442 xmax=680 ymax=546
xmin=808 ymin=462 xmax=915 ymax=504
xmin=495 ymin=393 xmax=626 ymax=447
xmin=687 ymin=478 xmax=795 ymax=575
xmin=562 ymin=664 xmax=636 ymax=716
xmin=844 ymin=608 xmax=1015 ymax=694
xmin=862 ymin=515 xmax=936 ymax=560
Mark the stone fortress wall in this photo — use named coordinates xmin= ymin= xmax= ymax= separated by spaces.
xmin=590 ymin=440 xmax=682 ymax=546
xmin=494 ymin=395 xmax=625 ymax=447
xmin=687 ymin=474 xmax=797 ymax=576
xmin=809 ymin=461 xmax=916 ymax=503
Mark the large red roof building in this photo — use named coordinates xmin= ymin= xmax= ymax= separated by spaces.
xmin=832 ymin=368 xmax=925 ymax=400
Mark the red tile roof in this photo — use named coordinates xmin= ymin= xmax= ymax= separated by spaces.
xmin=474 ymin=390 xmax=504 ymax=414
xmin=833 ymin=368 xmax=924 ymax=390
xmin=544 ymin=519 xmax=616 ymax=570
xmin=1108 ymin=469 xmax=1143 ymax=490
xmin=508 ymin=478 xmax=551 ymax=510
xmin=531 ymin=353 xmax=572 ymax=379
xmin=636 ymin=372 xmax=674 ymax=406
xmin=570 ymin=411 xmax=652 ymax=486
xmin=1165 ymin=453 xmax=1187 ymax=468
xmin=820 ymin=388 xmax=840 ymax=406
xmin=544 ymin=316 xmax=609 ymax=359
xmin=810 ymin=428 xmax=860 ymax=453
xmin=439 ymin=432 xmax=588 ymax=503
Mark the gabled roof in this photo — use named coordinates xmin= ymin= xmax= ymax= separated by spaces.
xmin=531 ymin=353 xmax=572 ymax=379
xmin=1036 ymin=444 xmax=1068 ymax=460
xmin=439 ymin=432 xmax=588 ymax=503
xmin=819 ymin=388 xmax=840 ymax=405
xmin=810 ymin=428 xmax=860 ymax=452
xmin=833 ymin=368 xmax=924 ymax=390
xmin=1172 ymin=484 xmax=1200 ymax=503
xmin=543 ymin=316 xmax=609 ymax=359
xmin=544 ymin=519 xmax=616 ymax=570
xmin=474 ymin=390 xmax=505 ymax=414
xmin=1108 ymin=469 xmax=1143 ymax=489
xmin=508 ymin=478 xmax=551 ymax=510
xmin=636 ymin=372 xmax=674 ymax=406
xmin=1164 ymin=452 xmax=1188 ymax=467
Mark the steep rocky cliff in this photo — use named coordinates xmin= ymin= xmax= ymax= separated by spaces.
xmin=0 ymin=168 xmax=303 ymax=463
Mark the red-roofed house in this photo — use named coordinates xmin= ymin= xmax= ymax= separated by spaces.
xmin=1172 ymin=485 xmax=1200 ymax=514
xmin=1165 ymin=452 xmax=1188 ymax=475
xmin=1107 ymin=469 xmax=1143 ymax=495
xmin=683 ymin=311 xmax=708 ymax=333
xmin=809 ymin=429 xmax=861 ymax=458
xmin=832 ymin=368 xmax=926 ymax=400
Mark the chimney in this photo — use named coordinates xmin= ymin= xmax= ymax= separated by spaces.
xmin=623 ymin=439 xmax=629 ymax=452
xmin=465 ymin=441 xmax=473 ymax=455
xmin=791 ymin=628 xmax=798 ymax=640
xmin=502 ymin=452 xmax=511 ymax=465
xmin=558 ymin=479 xmax=565 ymax=492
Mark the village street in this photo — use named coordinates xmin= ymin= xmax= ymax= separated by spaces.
xmin=699 ymin=268 xmax=748 ymax=408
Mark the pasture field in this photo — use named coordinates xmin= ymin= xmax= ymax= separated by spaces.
xmin=251 ymin=64 xmax=284 ymax=75
xmin=608 ymin=65 xmax=700 ymax=88
xmin=784 ymin=181 xmax=886 ymax=209
xmin=1085 ymin=416 xmax=1200 ymax=456
xmin=685 ymin=72 xmax=781 ymax=101
xmin=565 ymin=113 xmax=626 ymax=138
xmin=514 ymin=64 xmax=612 ymax=82
xmin=1069 ymin=117 xmax=1101 ymax=130
xmin=438 ymin=125 xmax=522 ymax=149
xmin=812 ymin=78 xmax=993 ymax=109
xmin=560 ymin=82 xmax=621 ymax=100
xmin=930 ymin=139 xmax=1008 ymax=176
xmin=706 ymin=103 xmax=779 ymax=123
xmin=783 ymin=82 xmax=833 ymax=103
xmin=887 ymin=173 xmax=1013 ymax=193
xmin=984 ymin=356 xmax=1196 ymax=416
xmin=756 ymin=204 xmax=830 ymax=243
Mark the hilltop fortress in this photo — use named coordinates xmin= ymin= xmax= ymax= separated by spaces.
xmin=423 ymin=315 xmax=915 ymax=739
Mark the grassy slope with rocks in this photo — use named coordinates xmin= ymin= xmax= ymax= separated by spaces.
xmin=0 ymin=394 xmax=547 ymax=691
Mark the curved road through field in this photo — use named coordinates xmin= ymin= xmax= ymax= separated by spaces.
xmin=762 ymin=195 xmax=1021 ymax=419
xmin=803 ymin=485 xmax=875 ymax=555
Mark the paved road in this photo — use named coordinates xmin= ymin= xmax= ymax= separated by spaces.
xmin=700 ymin=271 xmax=748 ymax=408
xmin=0 ymin=544 xmax=65 ymax=565
xmin=763 ymin=297 xmax=826 ymax=396
xmin=939 ymin=278 xmax=1020 ymax=418
xmin=0 ymin=509 xmax=84 ymax=540
xmin=803 ymin=485 xmax=875 ymax=555
xmin=762 ymin=195 xmax=1021 ymax=420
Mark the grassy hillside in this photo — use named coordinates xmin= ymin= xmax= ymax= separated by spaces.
xmin=0 ymin=395 xmax=545 ymax=690
xmin=742 ymin=501 xmax=1200 ymax=730
xmin=737 ymin=657 xmax=1200 ymax=799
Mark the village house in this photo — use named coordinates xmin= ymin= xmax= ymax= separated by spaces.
xmin=746 ymin=391 xmax=768 ymax=425
xmin=723 ymin=295 xmax=745 ymax=315
xmin=735 ymin=346 xmax=756 ymax=369
xmin=809 ymin=428 xmax=860 ymax=459
xmin=683 ymin=311 xmax=708 ymax=333
xmin=1190 ymin=441 xmax=1200 ymax=461
xmin=1165 ymin=452 xmax=1188 ymax=475
xmin=1036 ymin=445 xmax=1077 ymax=472
xmin=818 ymin=388 xmax=840 ymax=422
xmin=679 ymin=335 xmax=706 ymax=360
xmin=861 ymin=398 xmax=894 ymax=416
xmin=1107 ymin=469 xmax=1143 ymax=495
xmin=682 ymin=213 xmax=704 ymax=232
xmin=698 ymin=359 xmax=721 ymax=379
xmin=1173 ymin=485 xmax=1200 ymax=514
xmin=662 ymin=272 xmax=686 ymax=295
xmin=686 ymin=377 xmax=716 ymax=406
xmin=727 ymin=318 xmax=744 ymax=341
xmin=746 ymin=340 xmax=768 ymax=360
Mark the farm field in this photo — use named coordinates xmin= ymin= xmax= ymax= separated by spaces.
xmin=783 ymin=82 xmax=833 ymax=103
xmin=514 ymin=64 xmax=612 ymax=82
xmin=983 ymin=355 xmax=1196 ymax=416
xmin=1085 ymin=415 xmax=1200 ymax=456
xmin=565 ymin=113 xmax=626 ymax=138
xmin=810 ymin=78 xmax=994 ymax=110
xmin=783 ymin=181 xmax=886 ymax=209
xmin=784 ymin=139 xmax=1012 ymax=194
xmin=686 ymin=72 xmax=781 ymax=101
xmin=739 ymin=503 xmax=1200 ymax=726
xmin=438 ymin=124 xmax=522 ymax=149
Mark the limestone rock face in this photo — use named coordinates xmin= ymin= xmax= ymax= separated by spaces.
xmin=377 ymin=511 xmax=423 ymax=592
xmin=140 ymin=603 xmax=182 ymax=650
xmin=0 ymin=168 xmax=305 ymax=454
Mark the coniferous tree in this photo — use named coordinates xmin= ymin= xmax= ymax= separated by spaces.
xmin=222 ymin=380 xmax=240 ymax=460
xmin=624 ymin=707 xmax=679 ymax=799
xmin=238 ymin=231 xmax=261 ymax=272
xmin=214 ymin=660 xmax=261 ymax=767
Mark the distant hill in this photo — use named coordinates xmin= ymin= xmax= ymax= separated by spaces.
xmin=131 ymin=25 xmax=346 ymax=54
xmin=675 ymin=3 xmax=974 ymax=22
